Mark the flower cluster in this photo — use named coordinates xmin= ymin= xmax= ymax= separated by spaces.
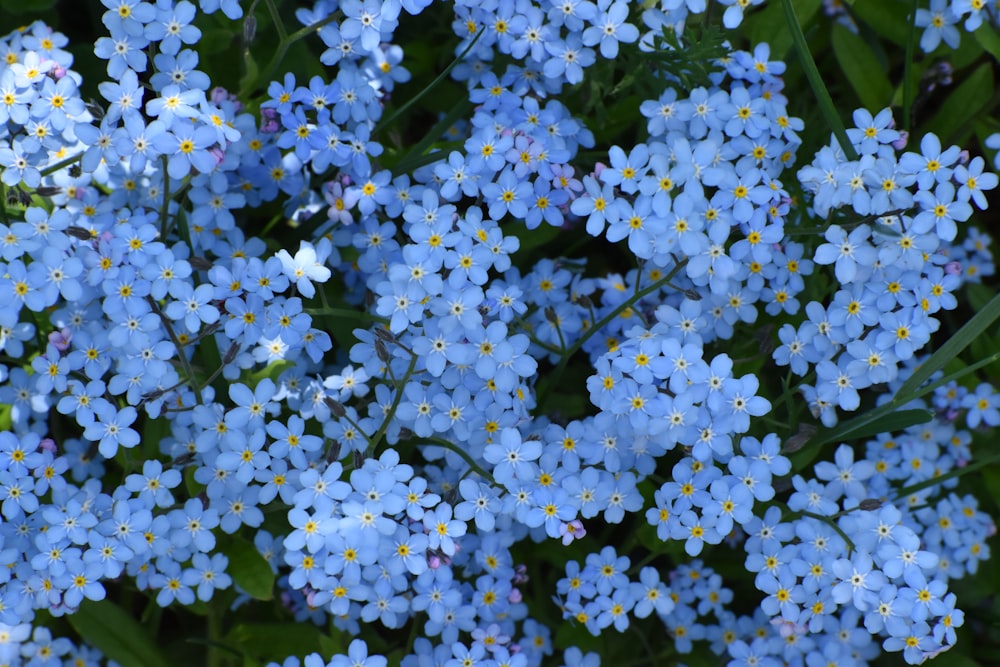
xmin=0 ymin=1 xmax=998 ymax=667
xmin=792 ymin=109 xmax=998 ymax=425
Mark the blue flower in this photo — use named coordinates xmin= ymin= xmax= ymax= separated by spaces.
xmin=182 ymin=553 xmax=232 ymax=602
xmin=276 ymin=240 xmax=333 ymax=298
xmin=582 ymin=1 xmax=638 ymax=58
xmin=164 ymin=282 xmax=219 ymax=333
xmin=814 ymin=224 xmax=877 ymax=284
xmin=330 ymin=639 xmax=387 ymax=667
xmin=124 ymin=458 xmax=181 ymax=508
xmin=82 ymin=403 xmax=140 ymax=459
xmin=831 ymin=552 xmax=884 ymax=612
xmin=963 ymin=383 xmax=1000 ymax=428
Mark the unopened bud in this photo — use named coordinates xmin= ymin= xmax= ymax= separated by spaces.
xmin=325 ymin=440 xmax=341 ymax=462
xmin=189 ymin=256 xmax=213 ymax=272
xmin=544 ymin=306 xmax=559 ymax=324
xmin=374 ymin=339 xmax=390 ymax=362
xmin=223 ymin=342 xmax=240 ymax=364
xmin=781 ymin=424 xmax=817 ymax=454
xmin=6 ymin=187 xmax=31 ymax=207
xmin=85 ymin=100 xmax=105 ymax=121
xmin=858 ymin=498 xmax=884 ymax=511
xmin=244 ymin=15 xmax=257 ymax=43
xmin=683 ymin=288 xmax=702 ymax=301
xmin=325 ymin=398 xmax=347 ymax=418
xmin=353 ymin=451 xmax=365 ymax=469
xmin=754 ymin=324 xmax=775 ymax=357
xmin=67 ymin=226 xmax=94 ymax=241
xmin=374 ymin=327 xmax=395 ymax=342
xmin=575 ymin=293 xmax=593 ymax=310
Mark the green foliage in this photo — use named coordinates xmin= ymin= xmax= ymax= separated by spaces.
xmin=218 ymin=536 xmax=276 ymax=601
xmin=223 ymin=623 xmax=329 ymax=664
xmin=746 ymin=0 xmax=823 ymax=59
xmin=831 ymin=23 xmax=894 ymax=110
xmin=643 ymin=24 xmax=731 ymax=93
xmin=926 ymin=63 xmax=995 ymax=145
xmin=67 ymin=600 xmax=173 ymax=667
xmin=0 ymin=0 xmax=55 ymax=15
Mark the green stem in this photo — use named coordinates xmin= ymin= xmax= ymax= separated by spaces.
xmin=535 ymin=259 xmax=688 ymax=410
xmin=903 ymin=0 xmax=919 ymax=133
xmin=800 ymin=510 xmax=857 ymax=554
xmin=159 ymin=155 xmax=172 ymax=239
xmin=892 ymin=450 xmax=1000 ymax=501
xmin=263 ymin=0 xmax=288 ymax=41
xmin=373 ymin=27 xmax=485 ymax=136
xmin=780 ymin=0 xmax=859 ymax=161
xmin=206 ymin=602 xmax=223 ymax=667
xmin=247 ymin=13 xmax=339 ymax=97
xmin=41 ymin=151 xmax=85 ymax=177
xmin=147 ymin=296 xmax=203 ymax=405
xmin=304 ymin=307 xmax=388 ymax=324
xmin=425 ymin=436 xmax=496 ymax=484
xmin=368 ymin=353 xmax=418 ymax=455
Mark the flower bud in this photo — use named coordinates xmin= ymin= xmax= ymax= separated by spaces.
xmin=781 ymin=424 xmax=817 ymax=454
xmin=325 ymin=398 xmax=347 ymax=418
xmin=243 ymin=15 xmax=257 ymax=43
xmin=858 ymin=498 xmax=883 ymax=511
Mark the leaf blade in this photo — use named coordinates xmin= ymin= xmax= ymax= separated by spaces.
xmin=68 ymin=600 xmax=173 ymax=667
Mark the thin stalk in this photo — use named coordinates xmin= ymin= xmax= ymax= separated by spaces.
xmin=40 ymin=151 xmax=85 ymax=177
xmin=147 ymin=296 xmax=203 ymax=405
xmin=159 ymin=155 xmax=172 ymax=239
xmin=535 ymin=260 xmax=688 ymax=410
xmin=780 ymin=0 xmax=859 ymax=161
xmin=368 ymin=353 xmax=418 ymax=455
xmin=263 ymin=0 xmax=288 ymax=41
xmin=248 ymin=13 xmax=340 ymax=97
xmin=373 ymin=28 xmax=484 ymax=135
xmin=903 ymin=0 xmax=919 ymax=132
xmin=800 ymin=510 xmax=857 ymax=554
xmin=425 ymin=436 xmax=496 ymax=484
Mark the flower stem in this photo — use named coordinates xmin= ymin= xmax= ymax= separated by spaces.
xmin=535 ymin=259 xmax=688 ymax=410
xmin=373 ymin=27 xmax=484 ymax=136
xmin=780 ymin=0 xmax=859 ymax=161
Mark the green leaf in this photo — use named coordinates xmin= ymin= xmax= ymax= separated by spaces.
xmin=895 ymin=291 xmax=1000 ymax=400
xmin=831 ymin=23 xmax=893 ymax=110
xmin=974 ymin=24 xmax=1000 ymax=62
xmin=829 ymin=408 xmax=933 ymax=443
xmin=317 ymin=633 xmax=347 ymax=657
xmin=247 ymin=360 xmax=294 ymax=387
xmin=792 ymin=408 xmax=932 ymax=471
xmin=780 ymin=0 xmax=858 ymax=161
xmin=219 ymin=535 xmax=275 ymax=601
xmin=925 ymin=63 xmax=994 ymax=145
xmin=747 ymin=0 xmax=822 ymax=60
xmin=238 ymin=48 xmax=259 ymax=101
xmin=224 ymin=623 xmax=325 ymax=662
xmin=0 ymin=0 xmax=56 ymax=13
xmin=197 ymin=28 xmax=236 ymax=56
xmin=850 ymin=0 xmax=911 ymax=45
xmin=68 ymin=600 xmax=172 ymax=667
